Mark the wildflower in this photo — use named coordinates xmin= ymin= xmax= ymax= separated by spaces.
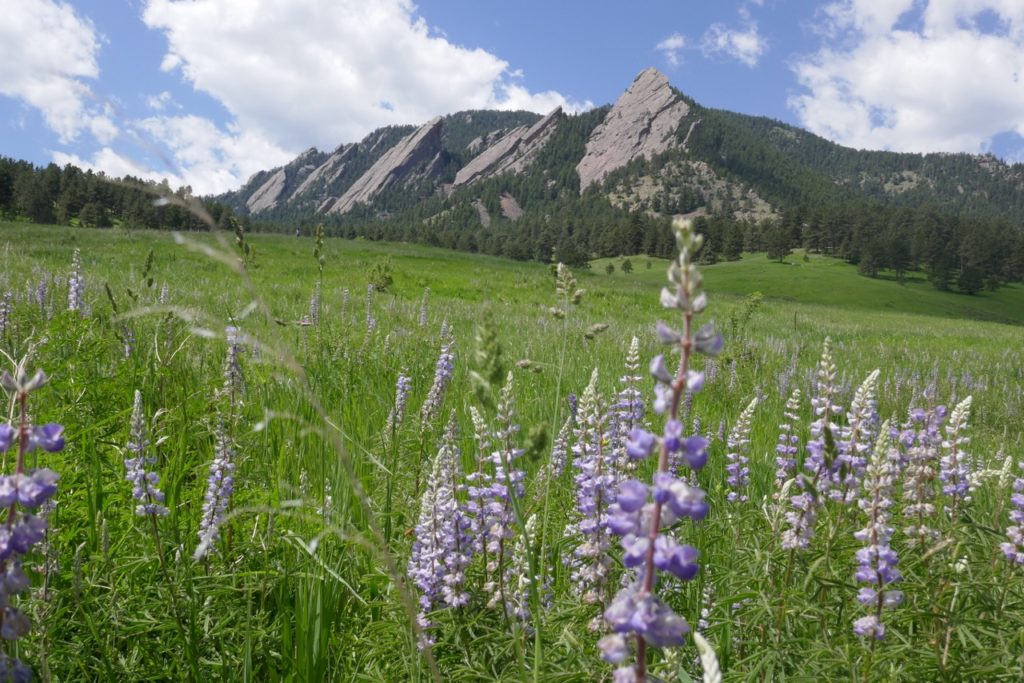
xmin=419 ymin=287 xmax=429 ymax=327
xmin=566 ymin=369 xmax=616 ymax=604
xmin=67 ymin=248 xmax=84 ymax=313
xmin=725 ymin=397 xmax=758 ymax=503
xmin=773 ymin=389 xmax=801 ymax=496
xmin=611 ymin=337 xmax=646 ymax=475
xmin=382 ymin=369 xmax=412 ymax=448
xmin=999 ymin=459 xmax=1024 ymax=565
xmin=482 ymin=374 xmax=525 ymax=613
xmin=901 ymin=402 xmax=946 ymax=546
xmin=940 ymin=396 xmax=973 ymax=514
xmin=831 ymin=370 xmax=880 ymax=504
xmin=853 ymin=425 xmax=902 ymax=639
xmin=365 ymin=284 xmax=376 ymax=331
xmin=419 ymin=328 xmax=455 ymax=428
xmin=408 ymin=413 xmax=471 ymax=646
xmin=220 ymin=326 xmax=245 ymax=411
xmin=603 ymin=219 xmax=717 ymax=681
xmin=547 ymin=415 xmax=572 ymax=479
xmin=194 ymin=419 xmax=236 ymax=560
xmin=0 ymin=365 xmax=62 ymax=678
xmin=124 ymin=390 xmax=168 ymax=516
xmin=0 ymin=292 xmax=10 ymax=337
xmin=782 ymin=339 xmax=839 ymax=550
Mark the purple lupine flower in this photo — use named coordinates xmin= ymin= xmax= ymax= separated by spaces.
xmin=419 ymin=329 xmax=455 ymax=428
xmin=602 ymin=219 xmax=717 ymax=680
xmin=408 ymin=413 xmax=472 ymax=646
xmin=901 ymin=402 xmax=946 ymax=546
xmin=482 ymin=374 xmax=525 ymax=613
xmin=158 ymin=282 xmax=169 ymax=305
xmin=0 ymin=425 xmax=13 ymax=452
xmin=999 ymin=459 xmax=1024 ymax=564
xmin=382 ymin=369 xmax=412 ymax=448
xmin=124 ymin=390 xmax=168 ymax=517
xmin=464 ymin=406 xmax=493 ymax=558
xmin=36 ymin=279 xmax=47 ymax=311
xmin=831 ymin=369 xmax=880 ymax=505
xmin=194 ymin=419 xmax=236 ymax=560
xmin=610 ymin=336 xmax=646 ymax=476
xmin=940 ymin=396 xmax=973 ymax=515
xmin=67 ymin=248 xmax=84 ymax=313
xmin=773 ymin=389 xmax=802 ymax=496
xmin=547 ymin=416 xmax=573 ymax=479
xmin=0 ymin=292 xmax=10 ymax=337
xmin=365 ymin=284 xmax=376 ymax=331
xmin=418 ymin=287 xmax=429 ymax=327
xmin=565 ymin=368 xmax=616 ymax=604
xmin=725 ymin=397 xmax=758 ymax=503
xmin=853 ymin=424 xmax=902 ymax=639
xmin=782 ymin=338 xmax=840 ymax=551
xmin=0 ymin=366 xmax=62 ymax=678
xmin=221 ymin=326 xmax=245 ymax=410
xmin=504 ymin=513 xmax=550 ymax=631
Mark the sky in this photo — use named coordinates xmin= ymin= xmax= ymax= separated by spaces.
xmin=2 ymin=0 xmax=1024 ymax=196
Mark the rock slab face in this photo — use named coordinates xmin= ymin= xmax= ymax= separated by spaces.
xmin=293 ymin=144 xmax=355 ymax=199
xmin=243 ymin=147 xmax=322 ymax=213
xmin=246 ymin=168 xmax=287 ymax=213
xmin=576 ymin=68 xmax=689 ymax=192
xmin=453 ymin=107 xmax=562 ymax=188
xmin=327 ymin=117 xmax=445 ymax=214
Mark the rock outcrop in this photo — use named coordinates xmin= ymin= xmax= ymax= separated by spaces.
xmin=242 ymin=147 xmax=322 ymax=213
xmin=292 ymin=144 xmax=355 ymax=199
xmin=453 ymin=107 xmax=562 ymax=188
xmin=246 ymin=168 xmax=287 ymax=213
xmin=327 ymin=117 xmax=445 ymax=214
xmin=576 ymin=68 xmax=689 ymax=192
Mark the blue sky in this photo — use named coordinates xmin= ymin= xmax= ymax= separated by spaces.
xmin=2 ymin=0 xmax=1024 ymax=195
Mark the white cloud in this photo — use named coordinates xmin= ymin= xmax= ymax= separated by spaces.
xmin=0 ymin=0 xmax=116 ymax=143
xmin=701 ymin=18 xmax=767 ymax=67
xmin=791 ymin=0 xmax=1024 ymax=154
xmin=146 ymin=90 xmax=176 ymax=111
xmin=138 ymin=0 xmax=591 ymax=193
xmin=655 ymin=33 xmax=686 ymax=67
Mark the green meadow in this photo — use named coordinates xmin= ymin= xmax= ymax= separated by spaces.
xmin=0 ymin=220 xmax=1022 ymax=681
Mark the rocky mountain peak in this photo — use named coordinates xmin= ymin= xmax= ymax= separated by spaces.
xmin=453 ymin=106 xmax=562 ymax=188
xmin=576 ymin=67 xmax=690 ymax=191
xmin=326 ymin=117 xmax=445 ymax=214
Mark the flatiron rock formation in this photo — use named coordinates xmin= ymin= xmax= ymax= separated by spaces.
xmin=576 ymin=68 xmax=688 ymax=191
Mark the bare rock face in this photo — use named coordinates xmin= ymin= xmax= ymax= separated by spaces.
xmin=246 ymin=168 xmax=287 ymax=213
xmin=471 ymin=198 xmax=491 ymax=227
xmin=453 ymin=107 xmax=562 ymax=188
xmin=327 ymin=117 xmax=445 ymax=214
xmin=293 ymin=144 xmax=355 ymax=198
xmin=499 ymin=192 xmax=523 ymax=221
xmin=576 ymin=68 xmax=689 ymax=192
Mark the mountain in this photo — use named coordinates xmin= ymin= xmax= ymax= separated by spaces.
xmin=221 ymin=67 xmax=1024 ymax=228
xmin=212 ymin=69 xmax=1023 ymax=289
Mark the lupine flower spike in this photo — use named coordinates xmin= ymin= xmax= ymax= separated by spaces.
xmin=419 ymin=328 xmax=455 ymax=428
xmin=600 ymin=219 xmax=719 ymax=682
xmin=194 ymin=418 xmax=236 ymax=560
xmin=67 ymin=248 xmax=84 ymax=313
xmin=999 ymin=459 xmax=1024 ymax=565
xmin=725 ymin=397 xmax=758 ymax=503
xmin=566 ymin=368 xmax=616 ymax=605
xmin=940 ymin=396 xmax=973 ymax=515
xmin=0 ymin=367 xmax=63 ymax=679
xmin=773 ymin=389 xmax=801 ymax=498
xmin=124 ymin=390 xmax=168 ymax=517
xmin=407 ymin=413 xmax=471 ymax=647
xmin=853 ymin=424 xmax=902 ymax=639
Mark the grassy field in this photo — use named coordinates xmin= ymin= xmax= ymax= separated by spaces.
xmin=0 ymin=220 xmax=1022 ymax=681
